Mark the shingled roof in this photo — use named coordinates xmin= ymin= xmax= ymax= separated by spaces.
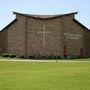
xmin=13 ymin=11 xmax=78 ymax=19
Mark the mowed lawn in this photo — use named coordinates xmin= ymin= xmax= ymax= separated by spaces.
xmin=0 ymin=59 xmax=90 ymax=90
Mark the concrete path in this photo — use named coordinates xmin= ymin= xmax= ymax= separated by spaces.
xmin=0 ymin=59 xmax=90 ymax=63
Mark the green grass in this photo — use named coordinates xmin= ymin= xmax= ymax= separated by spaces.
xmin=0 ymin=59 xmax=90 ymax=90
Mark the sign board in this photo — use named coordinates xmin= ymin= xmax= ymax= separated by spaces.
xmin=64 ymin=33 xmax=82 ymax=40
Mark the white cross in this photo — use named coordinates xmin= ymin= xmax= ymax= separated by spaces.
xmin=38 ymin=25 xmax=51 ymax=47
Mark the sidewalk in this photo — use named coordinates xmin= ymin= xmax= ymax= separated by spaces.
xmin=0 ymin=58 xmax=90 ymax=62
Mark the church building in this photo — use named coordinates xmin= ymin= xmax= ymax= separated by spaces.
xmin=0 ymin=12 xmax=90 ymax=58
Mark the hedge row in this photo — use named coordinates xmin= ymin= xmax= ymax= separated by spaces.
xmin=28 ymin=55 xmax=62 ymax=59
xmin=1 ymin=53 xmax=16 ymax=58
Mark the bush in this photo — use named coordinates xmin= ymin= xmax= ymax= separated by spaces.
xmin=56 ymin=56 xmax=62 ymax=59
xmin=1 ymin=53 xmax=9 ymax=57
xmin=1 ymin=53 xmax=16 ymax=58
xmin=20 ymin=56 xmax=25 ymax=58
xmin=9 ymin=54 xmax=16 ymax=58
xmin=28 ymin=55 xmax=62 ymax=59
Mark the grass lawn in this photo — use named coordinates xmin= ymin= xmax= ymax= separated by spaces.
xmin=0 ymin=59 xmax=90 ymax=90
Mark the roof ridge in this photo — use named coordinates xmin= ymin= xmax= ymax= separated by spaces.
xmin=13 ymin=11 xmax=78 ymax=19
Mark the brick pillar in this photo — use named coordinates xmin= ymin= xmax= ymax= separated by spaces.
xmin=25 ymin=16 xmax=28 ymax=58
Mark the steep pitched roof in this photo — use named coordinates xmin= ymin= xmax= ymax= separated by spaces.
xmin=13 ymin=11 xmax=78 ymax=19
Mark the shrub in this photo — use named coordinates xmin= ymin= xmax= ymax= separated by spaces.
xmin=9 ymin=54 xmax=16 ymax=58
xmin=56 ymin=56 xmax=62 ymax=59
xmin=1 ymin=53 xmax=9 ymax=57
xmin=20 ymin=55 xmax=25 ymax=58
xmin=1 ymin=53 xmax=16 ymax=58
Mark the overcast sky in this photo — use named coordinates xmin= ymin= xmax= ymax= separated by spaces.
xmin=0 ymin=0 xmax=90 ymax=30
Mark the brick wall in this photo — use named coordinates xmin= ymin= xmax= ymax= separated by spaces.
xmin=0 ymin=13 xmax=90 ymax=58
xmin=62 ymin=15 xmax=83 ymax=57
xmin=7 ymin=14 xmax=26 ymax=57
xmin=0 ymin=28 xmax=8 ymax=53
xmin=26 ymin=17 xmax=64 ymax=57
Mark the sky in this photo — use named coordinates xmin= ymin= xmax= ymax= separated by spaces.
xmin=0 ymin=0 xmax=90 ymax=30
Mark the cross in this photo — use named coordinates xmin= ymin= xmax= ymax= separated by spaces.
xmin=38 ymin=25 xmax=51 ymax=47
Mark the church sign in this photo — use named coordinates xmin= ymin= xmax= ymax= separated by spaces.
xmin=64 ymin=33 xmax=82 ymax=40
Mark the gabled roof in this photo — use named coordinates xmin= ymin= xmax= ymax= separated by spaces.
xmin=13 ymin=11 xmax=78 ymax=19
